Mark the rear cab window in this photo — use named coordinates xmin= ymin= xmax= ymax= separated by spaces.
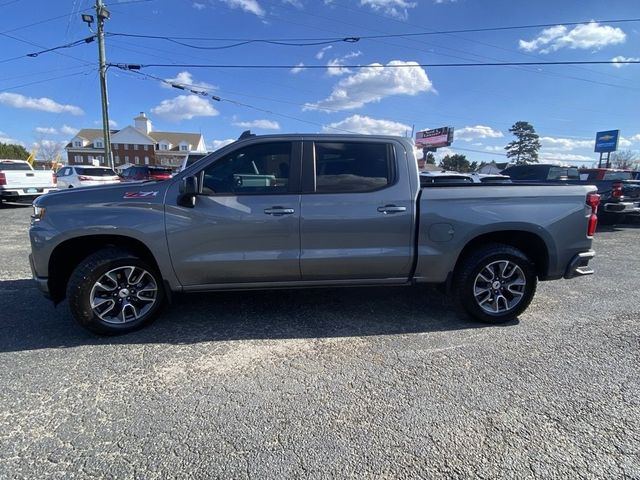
xmin=313 ymin=142 xmax=394 ymax=193
xmin=75 ymin=168 xmax=117 ymax=176
xmin=603 ymin=171 xmax=632 ymax=181
xmin=547 ymin=167 xmax=579 ymax=180
xmin=0 ymin=161 xmax=32 ymax=171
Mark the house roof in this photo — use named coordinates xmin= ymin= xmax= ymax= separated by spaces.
xmin=66 ymin=128 xmax=202 ymax=151
xmin=149 ymin=131 xmax=202 ymax=151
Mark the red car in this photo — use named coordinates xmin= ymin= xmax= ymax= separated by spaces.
xmin=120 ymin=166 xmax=173 ymax=182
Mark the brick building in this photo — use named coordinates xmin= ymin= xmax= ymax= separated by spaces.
xmin=65 ymin=112 xmax=207 ymax=169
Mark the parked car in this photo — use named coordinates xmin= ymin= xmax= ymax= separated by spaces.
xmin=578 ymin=168 xmax=640 ymax=223
xmin=501 ymin=164 xmax=580 ymax=182
xmin=55 ymin=166 xmax=120 ymax=189
xmin=120 ymin=165 xmax=173 ymax=182
xmin=0 ymin=159 xmax=57 ymax=205
xmin=30 ymin=134 xmax=599 ymax=335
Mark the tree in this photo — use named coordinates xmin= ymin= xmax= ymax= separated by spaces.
xmin=440 ymin=153 xmax=471 ymax=172
xmin=34 ymin=137 xmax=63 ymax=163
xmin=610 ymin=150 xmax=638 ymax=169
xmin=505 ymin=121 xmax=541 ymax=165
xmin=0 ymin=142 xmax=29 ymax=160
xmin=425 ymin=152 xmax=436 ymax=165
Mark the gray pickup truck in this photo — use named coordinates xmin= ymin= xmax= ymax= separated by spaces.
xmin=29 ymin=134 xmax=599 ymax=334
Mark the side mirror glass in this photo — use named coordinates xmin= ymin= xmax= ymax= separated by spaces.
xmin=178 ymin=175 xmax=198 ymax=208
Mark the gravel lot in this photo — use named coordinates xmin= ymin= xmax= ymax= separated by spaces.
xmin=0 ymin=204 xmax=638 ymax=479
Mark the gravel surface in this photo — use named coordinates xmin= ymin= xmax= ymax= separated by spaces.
xmin=0 ymin=204 xmax=638 ymax=479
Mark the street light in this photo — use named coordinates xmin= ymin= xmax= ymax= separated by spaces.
xmin=81 ymin=14 xmax=94 ymax=25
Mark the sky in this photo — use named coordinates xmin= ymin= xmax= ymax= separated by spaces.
xmin=0 ymin=0 xmax=639 ymax=166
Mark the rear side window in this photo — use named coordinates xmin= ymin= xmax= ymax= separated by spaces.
xmin=314 ymin=142 xmax=392 ymax=193
xmin=502 ymin=166 xmax=539 ymax=181
xmin=75 ymin=167 xmax=116 ymax=176
xmin=547 ymin=167 xmax=580 ymax=180
xmin=603 ymin=171 xmax=631 ymax=180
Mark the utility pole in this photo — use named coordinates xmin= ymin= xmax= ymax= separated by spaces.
xmin=96 ymin=0 xmax=113 ymax=170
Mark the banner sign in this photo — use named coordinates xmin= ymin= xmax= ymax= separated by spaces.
xmin=416 ymin=127 xmax=454 ymax=149
xmin=594 ymin=130 xmax=620 ymax=153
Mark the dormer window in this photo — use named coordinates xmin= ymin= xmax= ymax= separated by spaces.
xmin=180 ymin=145 xmax=189 ymax=151
xmin=95 ymin=139 xmax=104 ymax=148
xmin=73 ymin=140 xmax=82 ymax=148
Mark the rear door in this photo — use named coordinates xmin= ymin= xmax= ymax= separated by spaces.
xmin=165 ymin=140 xmax=302 ymax=286
xmin=299 ymin=139 xmax=414 ymax=281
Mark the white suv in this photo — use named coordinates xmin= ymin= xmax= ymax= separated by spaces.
xmin=55 ymin=166 xmax=120 ymax=188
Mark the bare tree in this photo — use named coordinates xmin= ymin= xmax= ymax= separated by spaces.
xmin=610 ymin=150 xmax=638 ymax=169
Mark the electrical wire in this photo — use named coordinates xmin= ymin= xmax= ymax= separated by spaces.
xmin=0 ymin=69 xmax=97 ymax=93
xmin=0 ymin=35 xmax=96 ymax=64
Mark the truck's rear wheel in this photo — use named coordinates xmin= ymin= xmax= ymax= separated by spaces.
xmin=454 ymin=244 xmax=537 ymax=324
xmin=67 ymin=248 xmax=164 ymax=335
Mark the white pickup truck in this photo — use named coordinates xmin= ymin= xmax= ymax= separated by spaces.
xmin=0 ymin=159 xmax=57 ymax=205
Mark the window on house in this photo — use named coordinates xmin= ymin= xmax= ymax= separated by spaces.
xmin=133 ymin=144 xmax=138 ymax=150
xmin=74 ymin=155 xmax=82 ymax=163
xmin=144 ymin=156 xmax=149 ymax=165
xmin=143 ymin=145 xmax=149 ymax=151
xmin=113 ymin=143 xmax=119 ymax=149
xmin=124 ymin=144 xmax=129 ymax=150
xmin=161 ymin=144 xmax=168 ymax=150
xmin=73 ymin=141 xmax=82 ymax=148
xmin=115 ymin=155 xmax=120 ymax=164
xmin=95 ymin=140 xmax=103 ymax=148
xmin=134 ymin=156 xmax=139 ymax=164
xmin=124 ymin=155 xmax=129 ymax=163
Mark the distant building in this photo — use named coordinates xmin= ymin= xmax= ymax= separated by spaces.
xmin=64 ymin=112 xmax=207 ymax=168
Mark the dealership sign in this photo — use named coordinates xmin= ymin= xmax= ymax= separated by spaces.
xmin=416 ymin=127 xmax=454 ymax=149
xmin=594 ymin=130 xmax=620 ymax=153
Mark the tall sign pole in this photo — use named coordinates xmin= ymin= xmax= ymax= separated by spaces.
xmin=96 ymin=0 xmax=114 ymax=169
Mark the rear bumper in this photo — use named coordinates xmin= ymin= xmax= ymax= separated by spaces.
xmin=29 ymin=254 xmax=50 ymax=298
xmin=603 ymin=201 xmax=640 ymax=215
xmin=564 ymin=250 xmax=595 ymax=279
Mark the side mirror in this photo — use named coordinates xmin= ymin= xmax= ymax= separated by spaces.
xmin=178 ymin=175 xmax=198 ymax=208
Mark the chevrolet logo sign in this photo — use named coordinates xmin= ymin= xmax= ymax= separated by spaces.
xmin=598 ymin=134 xmax=614 ymax=141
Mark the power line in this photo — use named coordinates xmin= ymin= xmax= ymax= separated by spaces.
xmin=0 ymin=35 xmax=95 ymax=64
xmin=112 ymin=60 xmax=640 ymax=70
xmin=0 ymin=69 xmax=96 ymax=93
xmin=104 ymin=17 xmax=640 ymax=43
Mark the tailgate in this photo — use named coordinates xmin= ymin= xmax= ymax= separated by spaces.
xmin=2 ymin=170 xmax=53 ymax=188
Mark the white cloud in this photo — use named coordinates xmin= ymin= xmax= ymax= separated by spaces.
xmin=611 ymin=55 xmax=640 ymax=67
xmin=360 ymin=0 xmax=417 ymax=19
xmin=192 ymin=2 xmax=206 ymax=9
xmin=456 ymin=125 xmax=503 ymax=142
xmin=219 ymin=0 xmax=265 ymax=17
xmin=210 ymin=138 xmax=235 ymax=151
xmin=519 ymin=22 xmax=626 ymax=54
xmin=162 ymin=71 xmax=215 ymax=90
xmin=539 ymin=152 xmax=593 ymax=163
xmin=61 ymin=125 xmax=79 ymax=136
xmin=151 ymin=95 xmax=219 ymax=121
xmin=323 ymin=114 xmax=411 ymax=136
xmin=282 ymin=0 xmax=303 ymax=7
xmin=290 ymin=62 xmax=306 ymax=74
xmin=327 ymin=51 xmax=362 ymax=76
xmin=0 ymin=92 xmax=83 ymax=115
xmin=484 ymin=145 xmax=505 ymax=153
xmin=34 ymin=127 xmax=57 ymax=135
xmin=540 ymin=136 xmax=593 ymax=151
xmin=618 ymin=137 xmax=632 ymax=148
xmin=315 ymin=45 xmax=332 ymax=60
xmin=93 ymin=119 xmax=118 ymax=128
xmin=0 ymin=131 xmax=23 ymax=146
xmin=232 ymin=119 xmax=281 ymax=130
xmin=630 ymin=133 xmax=640 ymax=143
xmin=305 ymin=60 xmax=434 ymax=112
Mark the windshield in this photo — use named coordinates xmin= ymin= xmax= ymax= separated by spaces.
xmin=0 ymin=161 xmax=32 ymax=171
xmin=603 ymin=171 xmax=632 ymax=180
xmin=76 ymin=167 xmax=117 ymax=176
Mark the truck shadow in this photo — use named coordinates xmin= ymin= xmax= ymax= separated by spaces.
xmin=0 ymin=279 xmax=516 ymax=353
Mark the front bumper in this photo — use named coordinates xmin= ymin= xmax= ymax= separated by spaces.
xmin=564 ymin=250 xmax=595 ymax=279
xmin=29 ymin=254 xmax=50 ymax=298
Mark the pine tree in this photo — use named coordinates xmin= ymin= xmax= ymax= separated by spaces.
xmin=0 ymin=142 xmax=29 ymax=160
xmin=505 ymin=121 xmax=541 ymax=165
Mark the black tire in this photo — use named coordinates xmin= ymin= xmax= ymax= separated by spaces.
xmin=67 ymin=248 xmax=164 ymax=335
xmin=454 ymin=243 xmax=537 ymax=324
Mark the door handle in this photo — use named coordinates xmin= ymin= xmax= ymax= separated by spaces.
xmin=377 ymin=205 xmax=407 ymax=214
xmin=264 ymin=207 xmax=295 ymax=216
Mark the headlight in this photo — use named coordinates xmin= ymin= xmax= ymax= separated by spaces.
xmin=31 ymin=205 xmax=46 ymax=222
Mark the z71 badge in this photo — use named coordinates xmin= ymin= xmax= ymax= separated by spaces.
xmin=123 ymin=191 xmax=159 ymax=199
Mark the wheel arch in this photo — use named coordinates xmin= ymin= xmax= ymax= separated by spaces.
xmin=454 ymin=230 xmax=550 ymax=281
xmin=48 ymin=234 xmax=163 ymax=304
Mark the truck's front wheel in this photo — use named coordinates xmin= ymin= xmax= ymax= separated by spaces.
xmin=67 ymin=248 xmax=164 ymax=335
xmin=454 ymin=244 xmax=537 ymax=324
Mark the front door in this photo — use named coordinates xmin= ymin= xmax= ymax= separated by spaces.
xmin=165 ymin=141 xmax=302 ymax=286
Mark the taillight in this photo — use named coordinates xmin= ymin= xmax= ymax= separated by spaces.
xmin=52 ymin=173 xmax=57 ymax=185
xmin=0 ymin=173 xmax=5 ymax=186
xmin=611 ymin=182 xmax=623 ymax=200
xmin=586 ymin=192 xmax=600 ymax=237
xmin=78 ymin=175 xmax=91 ymax=181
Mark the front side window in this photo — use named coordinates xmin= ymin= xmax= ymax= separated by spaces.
xmin=202 ymin=142 xmax=292 ymax=195
xmin=314 ymin=142 xmax=392 ymax=193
